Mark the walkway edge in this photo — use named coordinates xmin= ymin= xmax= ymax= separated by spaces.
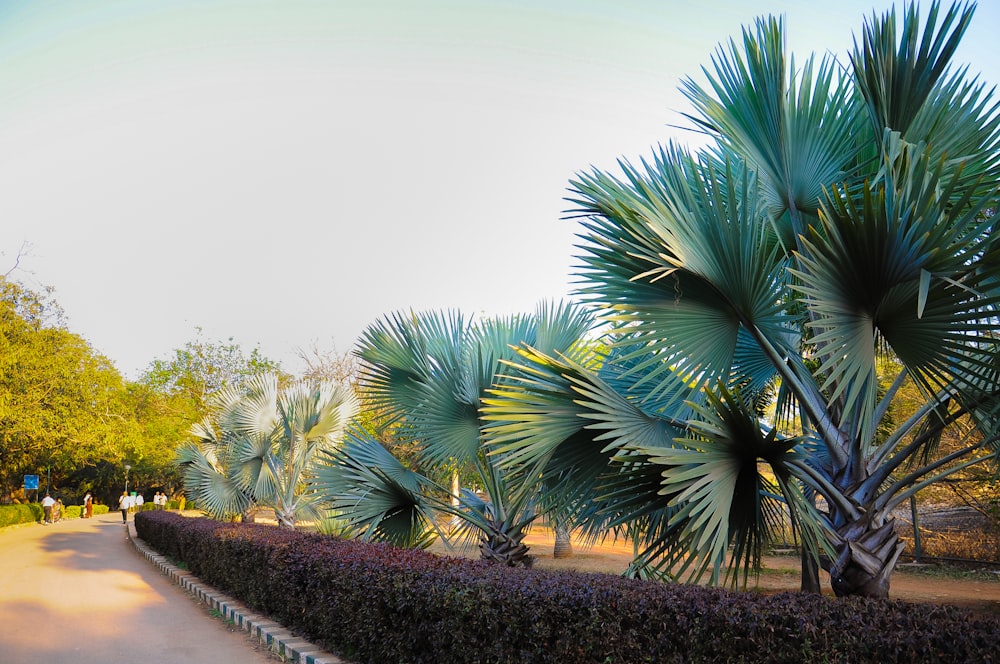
xmin=126 ymin=521 xmax=345 ymax=664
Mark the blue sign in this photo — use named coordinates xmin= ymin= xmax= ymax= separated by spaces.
xmin=24 ymin=475 xmax=39 ymax=490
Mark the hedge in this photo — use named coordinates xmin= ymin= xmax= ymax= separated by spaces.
xmin=0 ymin=503 xmax=43 ymax=527
xmin=134 ymin=511 xmax=1000 ymax=664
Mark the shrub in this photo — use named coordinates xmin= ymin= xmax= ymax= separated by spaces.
xmin=64 ymin=505 xmax=82 ymax=519
xmin=93 ymin=504 xmax=110 ymax=515
xmin=0 ymin=504 xmax=42 ymax=527
xmin=135 ymin=511 xmax=1000 ymax=664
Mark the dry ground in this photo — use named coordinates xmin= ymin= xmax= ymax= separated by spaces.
xmin=429 ymin=528 xmax=1000 ymax=616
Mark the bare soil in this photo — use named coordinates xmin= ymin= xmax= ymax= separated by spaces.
xmin=430 ymin=529 xmax=1000 ymax=617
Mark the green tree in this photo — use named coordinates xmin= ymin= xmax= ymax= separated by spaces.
xmin=483 ymin=2 xmax=999 ymax=597
xmin=139 ymin=331 xmax=285 ymax=425
xmin=177 ymin=374 xmax=357 ymax=528
xmin=0 ymin=279 xmax=142 ymax=502
xmin=311 ymin=301 xmax=595 ymax=566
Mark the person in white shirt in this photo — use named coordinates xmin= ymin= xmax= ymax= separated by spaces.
xmin=41 ymin=494 xmax=56 ymax=524
xmin=135 ymin=493 xmax=144 ymax=512
xmin=118 ymin=491 xmax=128 ymax=523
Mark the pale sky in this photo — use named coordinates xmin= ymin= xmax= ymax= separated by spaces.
xmin=1 ymin=0 xmax=997 ymax=379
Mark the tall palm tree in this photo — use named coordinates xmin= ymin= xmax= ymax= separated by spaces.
xmin=311 ymin=301 xmax=595 ymax=566
xmin=177 ymin=374 xmax=357 ymax=528
xmin=482 ymin=1 xmax=1000 ymax=597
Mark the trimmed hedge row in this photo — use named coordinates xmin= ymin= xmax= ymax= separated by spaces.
xmin=0 ymin=503 xmax=43 ymax=527
xmin=135 ymin=511 xmax=1000 ymax=664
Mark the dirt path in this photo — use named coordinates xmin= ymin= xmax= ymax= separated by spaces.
xmin=432 ymin=530 xmax=1000 ymax=615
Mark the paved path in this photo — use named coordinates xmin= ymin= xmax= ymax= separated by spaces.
xmin=0 ymin=512 xmax=277 ymax=663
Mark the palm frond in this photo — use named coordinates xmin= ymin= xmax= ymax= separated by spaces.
xmin=907 ymin=67 xmax=1000 ymax=199
xmin=176 ymin=441 xmax=252 ymax=519
xmin=792 ymin=133 xmax=1000 ymax=445
xmin=311 ymin=432 xmax=440 ymax=548
xmin=569 ymin=147 xmax=796 ymax=410
xmin=230 ymin=432 xmax=279 ymax=501
xmin=681 ymin=15 xmax=866 ymax=226
xmin=852 ymin=1 xmax=974 ymax=139
xmin=636 ymin=384 xmax=822 ymax=587
xmin=216 ymin=373 xmax=280 ymax=437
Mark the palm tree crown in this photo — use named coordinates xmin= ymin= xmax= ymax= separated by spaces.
xmin=178 ymin=374 xmax=357 ymax=528
xmin=311 ymin=301 xmax=596 ymax=566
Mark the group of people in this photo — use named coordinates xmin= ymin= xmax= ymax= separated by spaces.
xmin=40 ymin=493 xmax=64 ymax=524
xmin=35 ymin=490 xmax=174 ymax=525
xmin=117 ymin=490 xmax=170 ymax=523
xmin=39 ymin=492 xmax=93 ymax=523
xmin=36 ymin=490 xmax=173 ymax=525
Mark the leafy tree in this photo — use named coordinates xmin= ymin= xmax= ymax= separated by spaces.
xmin=482 ymin=2 xmax=999 ymax=597
xmin=0 ymin=279 xmax=142 ymax=502
xmin=311 ymin=301 xmax=595 ymax=566
xmin=177 ymin=374 xmax=357 ymax=528
xmin=0 ymin=280 xmax=275 ymax=506
xmin=140 ymin=331 xmax=285 ymax=424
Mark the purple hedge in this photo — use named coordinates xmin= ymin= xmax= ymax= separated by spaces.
xmin=135 ymin=511 xmax=1000 ymax=664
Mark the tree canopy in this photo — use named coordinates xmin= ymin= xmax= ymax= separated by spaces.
xmin=0 ymin=278 xmax=285 ymax=505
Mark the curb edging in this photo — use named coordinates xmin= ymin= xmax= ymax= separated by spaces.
xmin=126 ymin=521 xmax=344 ymax=664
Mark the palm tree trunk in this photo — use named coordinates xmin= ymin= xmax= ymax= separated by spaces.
xmin=800 ymin=550 xmax=821 ymax=593
xmin=480 ymin=525 xmax=534 ymax=568
xmin=275 ymin=506 xmax=297 ymax=529
xmin=449 ymin=471 xmax=461 ymax=533
xmin=553 ymin=523 xmax=573 ymax=559
xmin=824 ymin=514 xmax=905 ymax=598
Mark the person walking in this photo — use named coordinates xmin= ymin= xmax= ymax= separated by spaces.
xmin=41 ymin=493 xmax=55 ymax=525
xmin=135 ymin=492 xmax=144 ymax=513
xmin=118 ymin=491 xmax=128 ymax=524
xmin=84 ymin=492 xmax=93 ymax=518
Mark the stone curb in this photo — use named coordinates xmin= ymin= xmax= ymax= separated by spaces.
xmin=126 ymin=521 xmax=344 ymax=664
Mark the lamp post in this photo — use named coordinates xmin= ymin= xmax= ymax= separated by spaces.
xmin=124 ymin=464 xmax=131 ymax=495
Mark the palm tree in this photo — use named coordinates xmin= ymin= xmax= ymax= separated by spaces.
xmin=311 ymin=301 xmax=595 ymax=567
xmin=482 ymin=1 xmax=1000 ymax=597
xmin=177 ymin=374 xmax=357 ymax=528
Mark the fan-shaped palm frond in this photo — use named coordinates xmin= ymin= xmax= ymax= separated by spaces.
xmin=852 ymin=1 xmax=972 ymax=140
xmin=681 ymin=15 xmax=867 ymax=231
xmin=569 ymin=148 xmax=800 ymax=412
xmin=312 ymin=432 xmax=440 ymax=548
xmin=792 ymin=133 xmax=1000 ymax=445
xmin=216 ymin=373 xmax=280 ymax=438
xmin=635 ymin=385 xmax=828 ymax=587
xmin=176 ymin=441 xmax=252 ymax=519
